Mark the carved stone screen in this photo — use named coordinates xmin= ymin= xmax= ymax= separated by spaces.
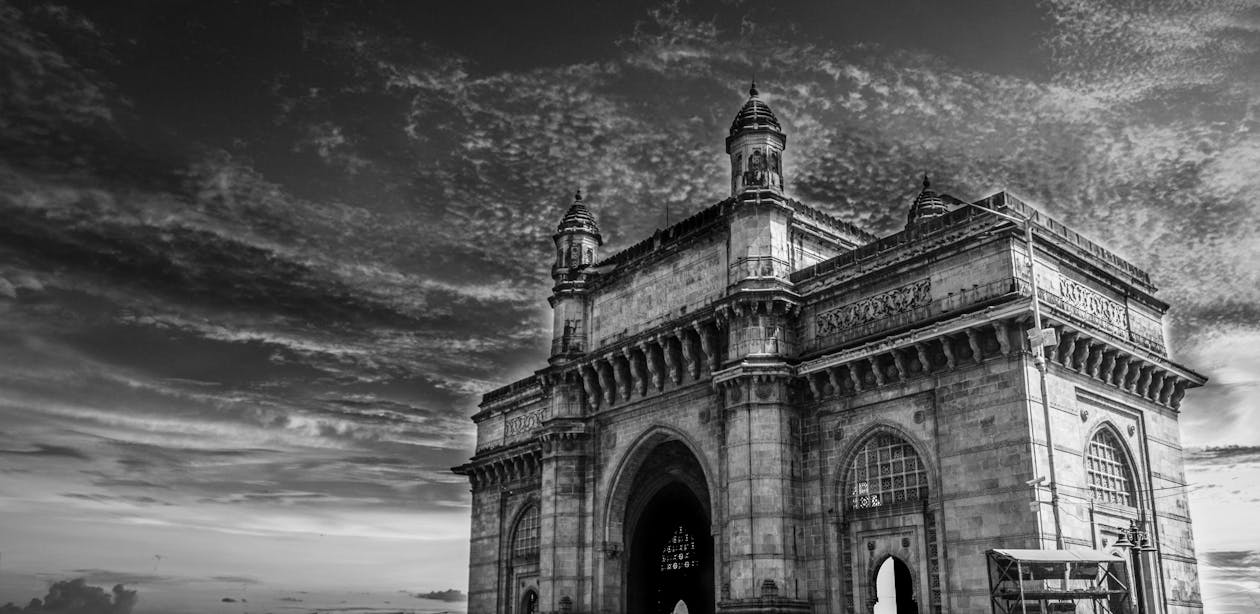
xmin=1087 ymin=429 xmax=1136 ymax=507
xmin=845 ymin=434 xmax=928 ymax=510
xmin=512 ymin=504 xmax=541 ymax=560
xmin=659 ymin=524 xmax=698 ymax=572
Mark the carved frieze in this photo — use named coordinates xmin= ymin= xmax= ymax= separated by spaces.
xmin=504 ymin=408 xmax=546 ymax=439
xmin=1056 ymin=277 xmax=1127 ymax=335
xmin=815 ymin=279 xmax=931 ymax=338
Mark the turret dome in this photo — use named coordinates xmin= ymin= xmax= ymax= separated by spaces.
xmin=907 ymin=175 xmax=949 ymax=225
xmin=555 ymin=190 xmax=602 ymax=243
xmin=729 ymin=82 xmax=782 ymax=136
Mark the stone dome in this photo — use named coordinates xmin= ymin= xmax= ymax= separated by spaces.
xmin=729 ymin=82 xmax=782 ymax=135
xmin=907 ymin=175 xmax=949 ymax=225
xmin=556 ymin=190 xmax=602 ymax=242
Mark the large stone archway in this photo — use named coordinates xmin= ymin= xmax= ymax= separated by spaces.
xmin=619 ymin=439 xmax=714 ymax=614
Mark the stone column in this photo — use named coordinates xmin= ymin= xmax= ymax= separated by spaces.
xmin=538 ymin=432 xmax=588 ymax=614
xmin=719 ymin=374 xmax=808 ymax=611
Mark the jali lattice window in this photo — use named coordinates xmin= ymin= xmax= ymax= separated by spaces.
xmin=512 ymin=505 xmax=540 ymax=560
xmin=1087 ymin=429 xmax=1136 ymax=507
xmin=659 ymin=524 xmax=697 ymax=572
xmin=846 ymin=433 xmax=928 ymax=510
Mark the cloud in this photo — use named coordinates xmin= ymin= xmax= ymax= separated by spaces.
xmin=0 ymin=578 xmax=137 ymax=614
xmin=209 ymin=575 xmax=260 ymax=585
xmin=1199 ymin=549 xmax=1260 ymax=611
xmin=414 ymin=589 xmax=465 ymax=603
xmin=0 ymin=443 xmax=89 ymax=460
xmin=63 ymin=570 xmax=168 ymax=586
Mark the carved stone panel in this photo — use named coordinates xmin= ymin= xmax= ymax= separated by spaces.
xmin=816 ymin=279 xmax=932 ymax=338
xmin=1056 ymin=277 xmax=1127 ymax=336
xmin=505 ymin=408 xmax=547 ymax=440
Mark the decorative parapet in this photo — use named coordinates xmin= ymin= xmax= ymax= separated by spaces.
xmin=791 ymin=192 xmax=1156 ymax=294
xmin=815 ymin=278 xmax=933 ymax=338
xmin=808 ymin=277 xmax=1025 ymax=354
xmin=1034 ymin=284 xmax=1165 ymax=356
xmin=481 ymin=375 xmax=543 ymax=409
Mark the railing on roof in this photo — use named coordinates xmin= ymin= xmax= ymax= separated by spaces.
xmin=790 ymin=193 xmax=1153 ymax=289
xmin=481 ymin=375 xmax=541 ymax=405
xmin=997 ymin=195 xmax=1152 ymax=288
xmin=788 ymin=201 xmax=878 ymax=242
xmin=790 ymin=204 xmax=991 ymax=284
xmin=592 ymin=199 xmax=732 ymax=269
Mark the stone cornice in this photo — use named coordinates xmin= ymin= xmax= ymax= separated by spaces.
xmin=797 ymin=303 xmax=1026 ymax=375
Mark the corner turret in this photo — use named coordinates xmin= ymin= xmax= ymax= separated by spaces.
xmin=549 ymin=190 xmax=602 ymax=362
xmin=726 ymin=82 xmax=787 ymax=195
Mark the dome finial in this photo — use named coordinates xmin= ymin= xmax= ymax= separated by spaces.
xmin=574 ymin=188 xmax=582 ymax=202
xmin=749 ymin=79 xmax=759 ymax=98
xmin=922 ymin=173 xmax=930 ymax=189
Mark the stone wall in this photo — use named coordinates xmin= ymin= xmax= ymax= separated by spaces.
xmin=590 ymin=235 xmax=727 ymax=349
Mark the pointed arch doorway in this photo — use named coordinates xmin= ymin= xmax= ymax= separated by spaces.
xmin=873 ymin=557 xmax=917 ymax=614
xmin=622 ymin=440 xmax=714 ymax=614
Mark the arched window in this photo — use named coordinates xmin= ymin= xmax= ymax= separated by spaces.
xmin=512 ymin=504 xmax=540 ymax=561
xmin=659 ymin=524 xmax=698 ymax=572
xmin=1087 ymin=429 xmax=1137 ymax=507
xmin=845 ymin=433 xmax=928 ymax=510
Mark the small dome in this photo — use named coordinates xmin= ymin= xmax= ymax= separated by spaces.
xmin=729 ymin=82 xmax=782 ymax=136
xmin=907 ymin=175 xmax=949 ymax=225
xmin=556 ymin=190 xmax=602 ymax=242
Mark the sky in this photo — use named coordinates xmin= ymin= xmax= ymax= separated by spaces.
xmin=0 ymin=0 xmax=1258 ymax=612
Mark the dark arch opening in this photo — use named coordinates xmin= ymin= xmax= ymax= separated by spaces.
xmin=519 ymin=588 xmax=538 ymax=614
xmin=624 ymin=441 xmax=713 ymax=614
xmin=873 ymin=556 xmax=917 ymax=614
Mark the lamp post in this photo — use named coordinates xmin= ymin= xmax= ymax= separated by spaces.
xmin=1113 ymin=519 xmax=1155 ymax=614
xmin=961 ymin=198 xmax=1065 ymax=550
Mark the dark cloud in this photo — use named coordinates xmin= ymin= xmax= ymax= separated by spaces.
xmin=0 ymin=444 xmax=89 ymax=460
xmin=59 ymin=493 xmax=173 ymax=506
xmin=414 ymin=589 xmax=465 ymax=603
xmin=1186 ymin=446 xmax=1260 ymax=466
xmin=63 ymin=570 xmax=166 ymax=586
xmin=0 ymin=578 xmax=137 ymax=614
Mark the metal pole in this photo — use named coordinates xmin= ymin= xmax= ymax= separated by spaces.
xmin=1025 ymin=220 xmax=1065 ymax=550
xmin=969 ymin=202 xmax=1064 ymax=549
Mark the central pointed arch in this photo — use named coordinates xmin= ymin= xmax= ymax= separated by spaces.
xmin=604 ymin=427 xmax=716 ymax=614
